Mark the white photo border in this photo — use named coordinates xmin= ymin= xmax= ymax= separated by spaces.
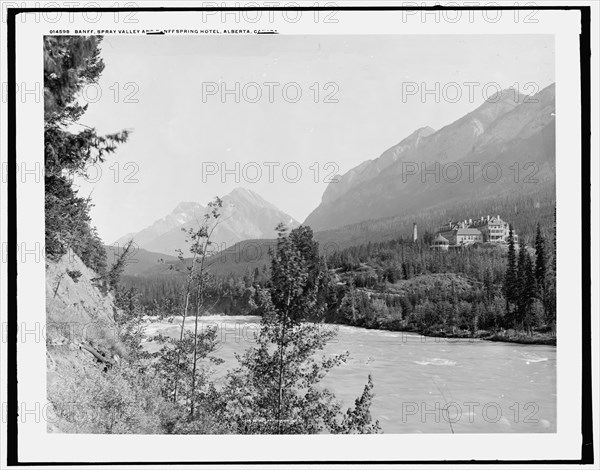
xmin=3 ymin=2 xmax=595 ymax=466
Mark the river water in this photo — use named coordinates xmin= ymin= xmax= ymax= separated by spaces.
xmin=141 ymin=315 xmax=556 ymax=434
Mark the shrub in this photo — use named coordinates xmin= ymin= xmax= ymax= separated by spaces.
xmin=48 ymin=359 xmax=164 ymax=434
xmin=66 ymin=269 xmax=82 ymax=283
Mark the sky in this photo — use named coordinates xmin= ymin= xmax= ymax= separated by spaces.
xmin=74 ymin=34 xmax=555 ymax=244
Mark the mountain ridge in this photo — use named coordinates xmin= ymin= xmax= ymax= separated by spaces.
xmin=115 ymin=187 xmax=299 ymax=256
xmin=304 ymin=84 xmax=554 ymax=231
xmin=321 ymin=125 xmax=436 ymax=205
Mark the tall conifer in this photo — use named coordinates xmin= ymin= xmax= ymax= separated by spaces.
xmin=504 ymin=225 xmax=517 ymax=326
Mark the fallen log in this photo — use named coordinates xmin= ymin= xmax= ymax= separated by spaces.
xmin=79 ymin=343 xmax=115 ymax=368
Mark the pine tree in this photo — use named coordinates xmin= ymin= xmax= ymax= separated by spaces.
xmin=534 ymin=223 xmax=547 ymax=320
xmin=220 ymin=225 xmax=380 ymax=434
xmin=503 ymin=225 xmax=517 ymax=327
xmin=516 ymin=239 xmax=528 ymax=330
xmin=523 ymin=251 xmax=537 ymax=333
xmin=514 ymin=239 xmax=538 ymax=334
xmin=44 ymin=36 xmax=129 ymax=271
xmin=547 ymin=206 xmax=557 ymax=331
xmin=483 ymin=268 xmax=494 ymax=304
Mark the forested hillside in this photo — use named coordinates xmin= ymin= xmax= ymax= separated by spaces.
xmin=122 ymin=213 xmax=556 ymax=344
xmin=45 ymin=36 xmax=380 ymax=435
xmin=119 ymin=182 xmax=555 ymax=279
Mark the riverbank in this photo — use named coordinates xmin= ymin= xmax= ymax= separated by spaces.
xmin=420 ymin=329 xmax=556 ymax=346
xmin=142 ymin=313 xmax=556 ymax=347
xmin=328 ymin=321 xmax=557 ymax=346
xmin=483 ymin=331 xmax=556 ymax=346
xmin=376 ymin=326 xmax=556 ymax=346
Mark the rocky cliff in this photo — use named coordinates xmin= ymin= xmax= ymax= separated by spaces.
xmin=46 ymin=250 xmax=126 ymax=432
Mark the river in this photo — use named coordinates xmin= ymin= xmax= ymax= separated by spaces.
xmin=141 ymin=315 xmax=556 ymax=434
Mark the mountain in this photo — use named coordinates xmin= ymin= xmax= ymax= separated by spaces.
xmin=321 ymin=126 xmax=436 ymax=204
xmin=304 ymin=84 xmax=555 ymax=231
xmin=114 ymin=187 xmax=299 ymax=257
xmin=114 ymin=202 xmax=205 ymax=247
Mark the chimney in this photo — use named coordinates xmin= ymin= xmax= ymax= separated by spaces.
xmin=413 ymin=223 xmax=418 ymax=242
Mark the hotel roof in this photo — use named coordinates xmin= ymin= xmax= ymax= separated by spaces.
xmin=456 ymin=228 xmax=482 ymax=235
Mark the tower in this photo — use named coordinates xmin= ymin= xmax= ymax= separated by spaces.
xmin=413 ymin=223 xmax=418 ymax=242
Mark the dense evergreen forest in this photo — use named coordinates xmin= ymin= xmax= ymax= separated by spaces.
xmin=313 ymin=185 xmax=556 ymax=250
xmin=121 ymin=215 xmax=556 ymax=344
